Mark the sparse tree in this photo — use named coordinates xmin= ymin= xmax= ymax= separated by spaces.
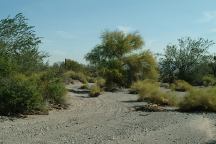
xmin=160 ymin=37 xmax=214 ymax=83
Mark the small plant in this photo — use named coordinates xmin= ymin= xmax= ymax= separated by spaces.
xmin=89 ymin=85 xmax=101 ymax=97
xmin=202 ymin=75 xmax=216 ymax=86
xmin=171 ymin=80 xmax=192 ymax=92
xmin=179 ymin=87 xmax=216 ymax=112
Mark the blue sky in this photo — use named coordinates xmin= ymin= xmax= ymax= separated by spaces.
xmin=1 ymin=0 xmax=216 ymax=64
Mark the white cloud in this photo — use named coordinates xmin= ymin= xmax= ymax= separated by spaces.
xmin=55 ymin=30 xmax=76 ymax=39
xmin=117 ymin=26 xmax=133 ymax=33
xmin=199 ymin=11 xmax=216 ymax=23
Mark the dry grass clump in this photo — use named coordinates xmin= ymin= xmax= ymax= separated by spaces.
xmin=132 ymin=80 xmax=177 ymax=106
xmin=170 ymin=80 xmax=192 ymax=92
xmin=179 ymin=87 xmax=216 ymax=112
xmin=89 ymin=85 xmax=102 ymax=97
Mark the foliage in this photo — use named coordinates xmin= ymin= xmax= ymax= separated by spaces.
xmin=89 ymin=85 xmax=101 ymax=97
xmin=124 ymin=51 xmax=159 ymax=86
xmin=64 ymin=59 xmax=86 ymax=72
xmin=170 ymin=80 xmax=192 ymax=92
xmin=95 ymin=77 xmax=106 ymax=88
xmin=85 ymin=30 xmax=144 ymax=65
xmin=63 ymin=71 xmax=88 ymax=83
xmin=130 ymin=79 xmax=156 ymax=94
xmin=132 ymin=80 xmax=177 ymax=106
xmin=0 ymin=74 xmax=44 ymax=115
xmin=39 ymin=70 xmax=67 ymax=106
xmin=202 ymin=75 xmax=216 ymax=86
xmin=86 ymin=30 xmax=158 ymax=88
xmin=0 ymin=13 xmax=47 ymax=73
xmin=159 ymin=37 xmax=214 ymax=84
xmin=179 ymin=87 xmax=216 ymax=112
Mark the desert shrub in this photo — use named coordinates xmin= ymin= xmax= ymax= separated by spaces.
xmin=179 ymin=87 xmax=216 ymax=112
xmin=171 ymin=80 xmax=192 ymax=92
xmin=0 ymin=74 xmax=45 ymax=115
xmin=202 ymin=75 xmax=216 ymax=86
xmin=89 ymin=85 xmax=101 ymax=97
xmin=63 ymin=71 xmax=87 ymax=83
xmin=130 ymin=79 xmax=157 ymax=94
xmin=45 ymin=79 xmax=66 ymax=106
xmin=39 ymin=71 xmax=67 ymax=107
xmin=95 ymin=77 xmax=106 ymax=88
xmin=133 ymin=80 xmax=177 ymax=106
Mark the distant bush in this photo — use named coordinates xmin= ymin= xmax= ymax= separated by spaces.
xmin=63 ymin=71 xmax=87 ymax=83
xmin=132 ymin=80 xmax=177 ymax=106
xmin=89 ymin=85 xmax=101 ymax=97
xmin=202 ymin=75 xmax=216 ymax=86
xmin=170 ymin=80 xmax=192 ymax=92
xmin=179 ymin=87 xmax=216 ymax=112
xmin=0 ymin=74 xmax=45 ymax=115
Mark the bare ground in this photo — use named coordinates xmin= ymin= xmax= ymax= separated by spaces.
xmin=0 ymin=83 xmax=216 ymax=144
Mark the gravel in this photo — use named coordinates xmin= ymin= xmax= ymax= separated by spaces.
xmin=0 ymin=83 xmax=216 ymax=144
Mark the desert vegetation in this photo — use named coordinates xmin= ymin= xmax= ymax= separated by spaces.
xmin=0 ymin=14 xmax=68 ymax=115
xmin=1 ymin=13 xmax=216 ymax=116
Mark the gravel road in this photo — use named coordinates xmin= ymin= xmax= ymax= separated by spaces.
xmin=0 ymin=83 xmax=216 ymax=144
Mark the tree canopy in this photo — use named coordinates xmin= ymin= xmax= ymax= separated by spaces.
xmin=0 ymin=13 xmax=47 ymax=73
xmin=85 ymin=30 xmax=158 ymax=88
xmin=160 ymin=37 xmax=214 ymax=83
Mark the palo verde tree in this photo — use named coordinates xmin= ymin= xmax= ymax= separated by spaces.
xmin=85 ymin=30 xmax=158 ymax=88
xmin=124 ymin=51 xmax=158 ymax=85
xmin=159 ymin=37 xmax=214 ymax=84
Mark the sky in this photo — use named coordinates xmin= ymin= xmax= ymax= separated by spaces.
xmin=1 ymin=0 xmax=216 ymax=64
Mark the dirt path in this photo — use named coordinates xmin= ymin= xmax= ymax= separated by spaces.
xmin=0 ymin=84 xmax=216 ymax=144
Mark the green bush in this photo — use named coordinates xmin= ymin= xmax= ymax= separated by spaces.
xmin=39 ymin=71 xmax=67 ymax=107
xmin=170 ymin=80 xmax=192 ymax=92
xmin=179 ymin=87 xmax=216 ymax=112
xmin=63 ymin=71 xmax=87 ymax=83
xmin=202 ymin=75 xmax=216 ymax=86
xmin=45 ymin=80 xmax=66 ymax=106
xmin=132 ymin=80 xmax=177 ymax=106
xmin=89 ymin=85 xmax=101 ymax=97
xmin=0 ymin=74 xmax=45 ymax=115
